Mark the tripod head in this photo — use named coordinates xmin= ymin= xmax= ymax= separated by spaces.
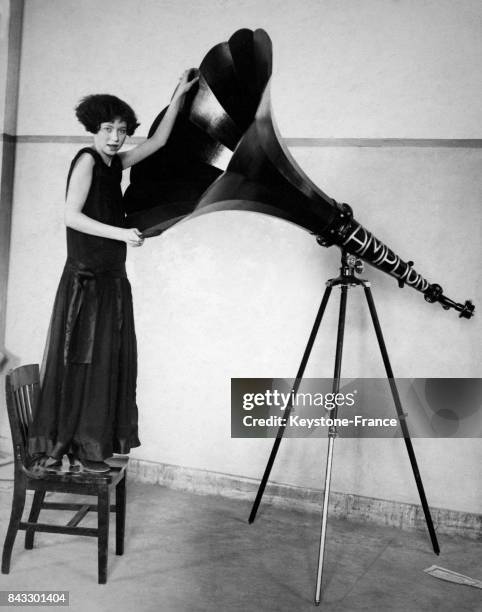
xmin=339 ymin=251 xmax=364 ymax=278
xmin=325 ymin=250 xmax=367 ymax=289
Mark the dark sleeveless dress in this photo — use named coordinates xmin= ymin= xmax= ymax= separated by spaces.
xmin=28 ymin=147 xmax=140 ymax=462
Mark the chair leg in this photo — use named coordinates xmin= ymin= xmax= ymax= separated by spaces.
xmin=97 ymin=486 xmax=110 ymax=584
xmin=2 ymin=479 xmax=27 ymax=573
xmin=115 ymin=474 xmax=126 ymax=556
xmin=25 ymin=491 xmax=46 ymax=550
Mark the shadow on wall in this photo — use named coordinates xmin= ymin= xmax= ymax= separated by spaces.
xmin=0 ymin=350 xmax=8 ymax=372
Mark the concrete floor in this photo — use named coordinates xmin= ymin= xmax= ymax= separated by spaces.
xmin=0 ymin=464 xmax=481 ymax=612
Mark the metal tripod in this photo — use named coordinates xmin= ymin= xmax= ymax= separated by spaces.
xmin=248 ymin=249 xmax=440 ymax=606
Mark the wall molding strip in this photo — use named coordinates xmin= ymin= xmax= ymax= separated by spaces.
xmin=128 ymin=458 xmax=481 ymax=540
xmin=285 ymin=138 xmax=482 ymax=148
xmin=2 ymin=133 xmax=482 ymax=148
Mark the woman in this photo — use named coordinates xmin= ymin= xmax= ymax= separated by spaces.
xmin=28 ymin=70 xmax=198 ymax=472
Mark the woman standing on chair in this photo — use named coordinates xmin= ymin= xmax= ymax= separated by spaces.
xmin=28 ymin=70 xmax=198 ymax=473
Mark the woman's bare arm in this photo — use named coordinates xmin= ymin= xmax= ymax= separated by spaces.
xmin=118 ymin=69 xmax=198 ymax=170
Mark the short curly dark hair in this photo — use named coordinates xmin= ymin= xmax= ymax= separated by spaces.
xmin=75 ymin=94 xmax=140 ymax=136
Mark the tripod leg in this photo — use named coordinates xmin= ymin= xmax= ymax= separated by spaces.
xmin=248 ymin=285 xmax=333 ymax=524
xmin=315 ymin=285 xmax=348 ymax=605
xmin=363 ymin=286 xmax=440 ymax=555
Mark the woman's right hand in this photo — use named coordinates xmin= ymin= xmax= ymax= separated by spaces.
xmin=122 ymin=228 xmax=145 ymax=247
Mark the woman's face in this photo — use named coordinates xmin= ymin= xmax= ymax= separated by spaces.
xmin=94 ymin=117 xmax=128 ymax=161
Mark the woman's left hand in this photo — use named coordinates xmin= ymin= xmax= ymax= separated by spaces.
xmin=171 ymin=68 xmax=199 ymax=102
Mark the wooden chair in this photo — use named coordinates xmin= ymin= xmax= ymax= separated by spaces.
xmin=2 ymin=364 xmax=128 ymax=584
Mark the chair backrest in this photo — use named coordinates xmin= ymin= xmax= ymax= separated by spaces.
xmin=5 ymin=364 xmax=39 ymax=467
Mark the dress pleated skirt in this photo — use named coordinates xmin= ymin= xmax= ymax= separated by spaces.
xmin=28 ymin=258 xmax=140 ymax=462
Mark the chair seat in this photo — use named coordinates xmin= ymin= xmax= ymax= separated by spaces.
xmin=25 ymin=457 xmax=128 ymax=486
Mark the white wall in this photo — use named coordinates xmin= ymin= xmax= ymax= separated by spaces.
xmin=16 ymin=0 xmax=482 ymax=138
xmin=4 ymin=0 xmax=482 ymax=514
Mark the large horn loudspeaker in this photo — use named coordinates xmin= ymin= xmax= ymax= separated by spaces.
xmin=124 ymin=29 xmax=474 ymax=318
